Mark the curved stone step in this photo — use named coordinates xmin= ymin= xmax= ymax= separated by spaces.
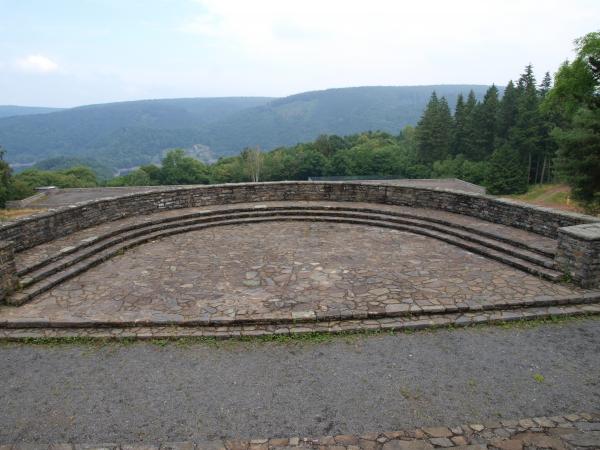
xmin=18 ymin=208 xmax=555 ymax=289
xmin=17 ymin=204 xmax=555 ymax=277
xmin=3 ymin=286 xmax=599 ymax=327
xmin=8 ymin=214 xmax=565 ymax=306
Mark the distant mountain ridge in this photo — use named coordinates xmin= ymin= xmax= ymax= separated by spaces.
xmin=0 ymin=105 xmax=63 ymax=118
xmin=1 ymin=85 xmax=489 ymax=170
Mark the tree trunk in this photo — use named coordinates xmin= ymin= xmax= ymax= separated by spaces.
xmin=540 ymin=155 xmax=547 ymax=185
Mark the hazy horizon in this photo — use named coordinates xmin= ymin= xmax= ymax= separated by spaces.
xmin=1 ymin=0 xmax=598 ymax=108
xmin=1 ymin=83 xmax=494 ymax=109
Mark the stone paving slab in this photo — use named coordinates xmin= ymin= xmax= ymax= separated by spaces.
xmin=0 ymin=222 xmax=592 ymax=331
xmin=3 ymin=413 xmax=598 ymax=449
xmin=14 ymin=201 xmax=558 ymax=272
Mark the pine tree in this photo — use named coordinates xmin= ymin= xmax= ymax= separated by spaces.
xmin=0 ymin=146 xmax=13 ymax=208
xmin=415 ymin=92 xmax=452 ymax=164
xmin=552 ymin=31 xmax=600 ymax=212
xmin=497 ymin=80 xmax=518 ymax=140
xmin=510 ymin=64 xmax=544 ymax=183
xmin=451 ymin=93 xmax=467 ymax=156
xmin=485 ymin=144 xmax=529 ymax=195
xmin=539 ymin=72 xmax=552 ymax=98
xmin=461 ymin=90 xmax=479 ymax=159
xmin=538 ymin=71 xmax=555 ymax=183
xmin=473 ymin=85 xmax=499 ymax=159
xmin=553 ymin=107 xmax=600 ymax=212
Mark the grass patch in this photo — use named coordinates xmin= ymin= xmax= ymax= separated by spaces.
xmin=504 ymin=184 xmax=583 ymax=213
xmin=0 ymin=208 xmax=43 ymax=221
xmin=1 ymin=314 xmax=597 ymax=348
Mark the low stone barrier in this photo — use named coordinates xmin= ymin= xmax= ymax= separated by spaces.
xmin=1 ymin=182 xmax=598 ymax=294
xmin=556 ymin=223 xmax=600 ymax=288
xmin=0 ymin=241 xmax=18 ymax=299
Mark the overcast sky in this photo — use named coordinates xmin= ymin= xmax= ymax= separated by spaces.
xmin=1 ymin=0 xmax=598 ymax=107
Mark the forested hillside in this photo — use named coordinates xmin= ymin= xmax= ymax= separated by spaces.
xmin=0 ymin=86 xmax=487 ymax=170
xmin=0 ymin=97 xmax=273 ymax=167
xmin=0 ymin=105 xmax=62 ymax=118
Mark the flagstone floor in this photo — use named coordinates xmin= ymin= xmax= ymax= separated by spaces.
xmin=0 ymin=221 xmax=585 ymax=326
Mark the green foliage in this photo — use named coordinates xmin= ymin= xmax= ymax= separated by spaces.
xmin=553 ymin=107 xmax=600 ymax=213
xmin=32 ymin=156 xmax=114 ymax=180
xmin=109 ymin=150 xmax=211 ymax=186
xmin=473 ymin=85 xmax=500 ymax=159
xmin=549 ymin=30 xmax=600 ymax=213
xmin=416 ymin=93 xmax=453 ymax=164
xmin=159 ymin=149 xmax=209 ymax=185
xmin=0 ymin=146 xmax=12 ymax=207
xmin=432 ymin=155 xmax=489 ymax=186
xmin=9 ymin=165 xmax=99 ymax=200
xmin=497 ymin=81 xmax=518 ymax=140
xmin=485 ymin=145 xmax=528 ymax=195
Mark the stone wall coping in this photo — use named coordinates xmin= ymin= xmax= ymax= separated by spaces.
xmin=2 ymin=181 xmax=598 ymax=232
xmin=560 ymin=222 xmax=600 ymax=241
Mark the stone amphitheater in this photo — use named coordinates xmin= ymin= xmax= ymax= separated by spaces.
xmin=0 ymin=181 xmax=599 ymax=340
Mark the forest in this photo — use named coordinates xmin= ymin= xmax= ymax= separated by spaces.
xmin=2 ymin=31 xmax=599 ymax=213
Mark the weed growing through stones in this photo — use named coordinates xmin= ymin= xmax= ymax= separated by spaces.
xmin=533 ymin=373 xmax=545 ymax=383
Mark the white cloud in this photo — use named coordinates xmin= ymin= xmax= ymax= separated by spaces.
xmin=177 ymin=0 xmax=598 ymax=91
xmin=16 ymin=54 xmax=59 ymax=73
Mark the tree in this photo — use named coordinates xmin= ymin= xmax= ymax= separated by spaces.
xmin=107 ymin=169 xmax=152 ymax=187
xmin=242 ymin=147 xmax=263 ymax=182
xmin=539 ymin=72 xmax=552 ymax=98
xmin=485 ymin=145 xmax=528 ymax=195
xmin=415 ymin=92 xmax=453 ymax=165
xmin=459 ymin=90 xmax=480 ymax=159
xmin=473 ymin=85 xmax=499 ymax=159
xmin=313 ymin=134 xmax=348 ymax=158
xmin=542 ymin=59 xmax=596 ymax=126
xmin=551 ymin=31 xmax=600 ymax=213
xmin=159 ymin=149 xmax=210 ymax=185
xmin=0 ymin=146 xmax=12 ymax=207
xmin=451 ymin=94 xmax=467 ymax=156
xmin=497 ymin=80 xmax=518 ymax=140
xmin=60 ymin=166 xmax=97 ymax=186
xmin=510 ymin=64 xmax=544 ymax=183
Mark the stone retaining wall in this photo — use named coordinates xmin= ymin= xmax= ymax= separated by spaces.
xmin=556 ymin=223 xmax=600 ymax=288
xmin=1 ymin=182 xmax=599 ymax=289
xmin=0 ymin=241 xmax=18 ymax=299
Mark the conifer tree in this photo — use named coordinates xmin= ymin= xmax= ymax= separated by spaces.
xmin=510 ymin=64 xmax=543 ymax=183
xmin=460 ymin=90 xmax=480 ymax=159
xmin=451 ymin=94 xmax=467 ymax=156
xmin=497 ymin=80 xmax=518 ymax=140
xmin=539 ymin=72 xmax=552 ymax=98
xmin=485 ymin=144 xmax=528 ymax=195
xmin=552 ymin=31 xmax=600 ymax=212
xmin=415 ymin=92 xmax=452 ymax=164
xmin=473 ymin=85 xmax=500 ymax=159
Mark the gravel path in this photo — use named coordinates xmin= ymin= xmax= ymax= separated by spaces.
xmin=1 ymin=319 xmax=599 ymax=444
